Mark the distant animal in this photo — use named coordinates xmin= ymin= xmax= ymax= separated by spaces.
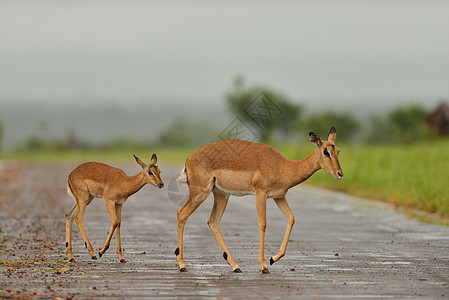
xmin=175 ymin=127 xmax=343 ymax=273
xmin=65 ymin=154 xmax=164 ymax=262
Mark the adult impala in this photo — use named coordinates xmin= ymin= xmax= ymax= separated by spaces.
xmin=65 ymin=154 xmax=164 ymax=262
xmin=175 ymin=127 xmax=343 ymax=273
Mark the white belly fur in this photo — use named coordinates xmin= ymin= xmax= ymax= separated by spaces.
xmin=213 ymin=182 xmax=255 ymax=196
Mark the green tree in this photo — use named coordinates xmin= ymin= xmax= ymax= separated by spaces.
xmin=0 ymin=121 xmax=3 ymax=153
xmin=301 ymin=112 xmax=360 ymax=143
xmin=158 ymin=121 xmax=219 ymax=147
xmin=17 ymin=137 xmax=69 ymax=152
xmin=365 ymin=104 xmax=431 ymax=144
xmin=226 ymin=77 xmax=302 ymax=141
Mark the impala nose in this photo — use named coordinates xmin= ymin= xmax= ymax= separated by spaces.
xmin=337 ymin=171 xmax=344 ymax=179
xmin=159 ymin=182 xmax=164 ymax=188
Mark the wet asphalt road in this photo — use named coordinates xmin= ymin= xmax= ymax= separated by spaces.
xmin=0 ymin=163 xmax=448 ymax=299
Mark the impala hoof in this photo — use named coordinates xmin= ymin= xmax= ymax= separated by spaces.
xmin=120 ymin=259 xmax=126 ymax=263
xmin=98 ymin=252 xmax=103 ymax=258
xmin=68 ymin=258 xmax=75 ymax=263
xmin=91 ymin=256 xmax=97 ymax=260
xmin=233 ymin=268 xmax=242 ymax=273
xmin=270 ymin=257 xmax=275 ymax=265
xmin=262 ymin=269 xmax=270 ymax=274
xmin=179 ymin=267 xmax=187 ymax=272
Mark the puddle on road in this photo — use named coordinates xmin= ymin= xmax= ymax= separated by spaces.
xmin=370 ymin=261 xmax=411 ymax=265
xmin=398 ymin=232 xmax=449 ymax=241
xmin=327 ymin=267 xmax=354 ymax=271
xmin=301 ymin=264 xmax=331 ymax=268
xmin=353 ymin=253 xmax=401 ymax=258
xmin=345 ymin=281 xmax=375 ymax=285
xmin=338 ymin=237 xmax=354 ymax=242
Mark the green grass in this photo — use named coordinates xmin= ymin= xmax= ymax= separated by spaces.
xmin=3 ymin=140 xmax=449 ymax=218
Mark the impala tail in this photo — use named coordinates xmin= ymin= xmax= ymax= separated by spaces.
xmin=177 ymin=166 xmax=188 ymax=184
xmin=67 ymin=182 xmax=75 ymax=199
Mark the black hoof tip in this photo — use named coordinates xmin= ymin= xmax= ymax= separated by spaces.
xmin=98 ymin=252 xmax=103 ymax=258
xmin=120 ymin=259 xmax=126 ymax=263
xmin=233 ymin=268 xmax=242 ymax=273
xmin=180 ymin=268 xmax=187 ymax=272
xmin=262 ymin=269 xmax=270 ymax=274
xmin=270 ymin=257 xmax=275 ymax=265
xmin=69 ymin=258 xmax=75 ymax=263
xmin=91 ymin=256 xmax=97 ymax=260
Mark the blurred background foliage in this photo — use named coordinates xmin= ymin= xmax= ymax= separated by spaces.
xmin=0 ymin=121 xmax=3 ymax=153
xmin=157 ymin=121 xmax=219 ymax=147
xmin=226 ymin=77 xmax=302 ymax=141
xmin=300 ymin=112 xmax=360 ymax=143
xmin=364 ymin=104 xmax=434 ymax=145
xmin=0 ymin=77 xmax=446 ymax=153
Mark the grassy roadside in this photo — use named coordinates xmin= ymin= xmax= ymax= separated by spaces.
xmin=2 ymin=140 xmax=448 ymax=218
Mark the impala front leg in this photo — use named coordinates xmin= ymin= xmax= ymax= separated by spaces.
xmin=270 ymin=196 xmax=295 ymax=265
xmin=255 ymin=191 xmax=269 ymax=273
xmin=98 ymin=200 xmax=119 ymax=261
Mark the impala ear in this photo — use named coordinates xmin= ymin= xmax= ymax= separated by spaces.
xmin=133 ymin=154 xmax=146 ymax=169
xmin=150 ymin=153 xmax=157 ymax=165
xmin=328 ymin=126 xmax=337 ymax=142
xmin=309 ymin=132 xmax=322 ymax=147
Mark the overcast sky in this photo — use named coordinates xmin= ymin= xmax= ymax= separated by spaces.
xmin=1 ymin=0 xmax=448 ymax=113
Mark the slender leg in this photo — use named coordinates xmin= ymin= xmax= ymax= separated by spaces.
xmin=176 ymin=186 xmax=210 ymax=272
xmin=114 ymin=203 xmax=125 ymax=262
xmin=75 ymin=198 xmax=97 ymax=259
xmin=208 ymin=192 xmax=241 ymax=272
xmin=98 ymin=200 xmax=120 ymax=261
xmin=65 ymin=203 xmax=78 ymax=262
xmin=255 ymin=191 xmax=269 ymax=273
xmin=270 ymin=197 xmax=295 ymax=265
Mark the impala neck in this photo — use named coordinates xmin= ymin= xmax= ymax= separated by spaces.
xmin=288 ymin=149 xmax=321 ymax=188
xmin=124 ymin=171 xmax=147 ymax=197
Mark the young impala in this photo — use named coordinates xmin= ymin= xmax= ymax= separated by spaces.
xmin=65 ymin=154 xmax=164 ymax=262
xmin=175 ymin=127 xmax=343 ymax=273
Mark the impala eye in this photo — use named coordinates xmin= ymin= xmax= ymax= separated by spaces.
xmin=323 ymin=148 xmax=330 ymax=158
xmin=148 ymin=170 xmax=154 ymax=176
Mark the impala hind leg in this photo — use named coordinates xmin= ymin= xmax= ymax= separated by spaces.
xmin=74 ymin=197 xmax=97 ymax=260
xmin=270 ymin=197 xmax=295 ymax=265
xmin=208 ymin=192 xmax=241 ymax=273
xmin=65 ymin=203 xmax=78 ymax=262
xmin=175 ymin=186 xmax=211 ymax=272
